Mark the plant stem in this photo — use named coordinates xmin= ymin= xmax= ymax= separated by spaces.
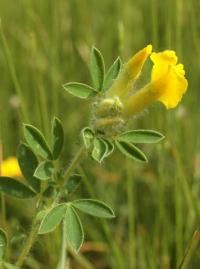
xmin=178 ymin=231 xmax=200 ymax=269
xmin=58 ymin=221 xmax=67 ymax=269
xmin=16 ymin=217 xmax=39 ymax=268
xmin=126 ymin=159 xmax=136 ymax=269
xmin=63 ymin=145 xmax=85 ymax=181
xmin=55 ymin=145 xmax=85 ymax=268
xmin=58 ymin=218 xmax=95 ymax=269
xmin=15 ymin=199 xmax=42 ymax=268
xmin=68 ymin=248 xmax=95 ymax=269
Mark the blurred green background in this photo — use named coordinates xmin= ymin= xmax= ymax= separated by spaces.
xmin=0 ymin=0 xmax=200 ymax=268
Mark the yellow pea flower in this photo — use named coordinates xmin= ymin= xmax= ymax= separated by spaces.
xmin=121 ymin=48 xmax=188 ymax=117
xmin=1 ymin=157 xmax=22 ymax=178
xmin=94 ymin=45 xmax=188 ymax=134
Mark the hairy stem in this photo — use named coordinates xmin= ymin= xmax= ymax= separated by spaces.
xmin=15 ymin=214 xmax=40 ymax=268
xmin=56 ymin=145 xmax=85 ymax=267
xmin=63 ymin=145 xmax=85 ymax=180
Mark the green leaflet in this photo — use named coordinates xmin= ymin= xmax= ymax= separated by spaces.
xmin=101 ymin=138 xmax=114 ymax=157
xmin=64 ymin=205 xmax=84 ymax=252
xmin=0 ymin=177 xmax=36 ymax=199
xmin=117 ymin=129 xmax=165 ymax=144
xmin=72 ymin=199 xmax=115 ymax=218
xmin=103 ymin=57 xmax=122 ymax=90
xmin=51 ymin=117 xmax=64 ymax=160
xmin=39 ymin=204 xmax=67 ymax=234
xmin=115 ymin=140 xmax=148 ymax=162
xmin=90 ymin=47 xmax=105 ymax=90
xmin=23 ymin=124 xmax=52 ymax=160
xmin=34 ymin=161 xmax=54 ymax=180
xmin=91 ymin=138 xmax=108 ymax=163
xmin=63 ymin=82 xmax=97 ymax=99
xmin=81 ymin=127 xmax=94 ymax=149
xmin=17 ymin=143 xmax=40 ymax=192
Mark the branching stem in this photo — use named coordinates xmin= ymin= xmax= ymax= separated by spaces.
xmin=15 ymin=145 xmax=85 ymax=268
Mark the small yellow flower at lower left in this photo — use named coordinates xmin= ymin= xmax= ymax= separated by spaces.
xmin=1 ymin=157 xmax=22 ymax=178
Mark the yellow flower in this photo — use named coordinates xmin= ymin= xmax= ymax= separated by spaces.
xmin=114 ymin=47 xmax=188 ymax=118
xmin=150 ymin=51 xmax=188 ymax=109
xmin=1 ymin=157 xmax=22 ymax=178
xmin=94 ymin=45 xmax=188 ymax=134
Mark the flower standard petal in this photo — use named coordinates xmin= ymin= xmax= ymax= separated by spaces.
xmin=126 ymin=44 xmax=152 ymax=80
xmin=107 ymin=45 xmax=152 ymax=100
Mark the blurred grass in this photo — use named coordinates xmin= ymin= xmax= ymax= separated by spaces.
xmin=1 ymin=0 xmax=200 ymax=268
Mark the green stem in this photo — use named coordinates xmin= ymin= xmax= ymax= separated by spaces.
xmin=58 ymin=221 xmax=67 ymax=269
xmin=178 ymin=231 xmax=200 ymax=269
xmin=68 ymin=248 xmax=95 ymax=269
xmin=15 ymin=199 xmax=42 ymax=268
xmin=126 ymin=159 xmax=136 ymax=269
xmin=15 ymin=215 xmax=40 ymax=268
xmin=56 ymin=145 xmax=85 ymax=267
xmin=63 ymin=145 xmax=85 ymax=180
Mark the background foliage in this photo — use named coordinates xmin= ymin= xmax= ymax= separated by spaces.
xmin=0 ymin=0 xmax=200 ymax=268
